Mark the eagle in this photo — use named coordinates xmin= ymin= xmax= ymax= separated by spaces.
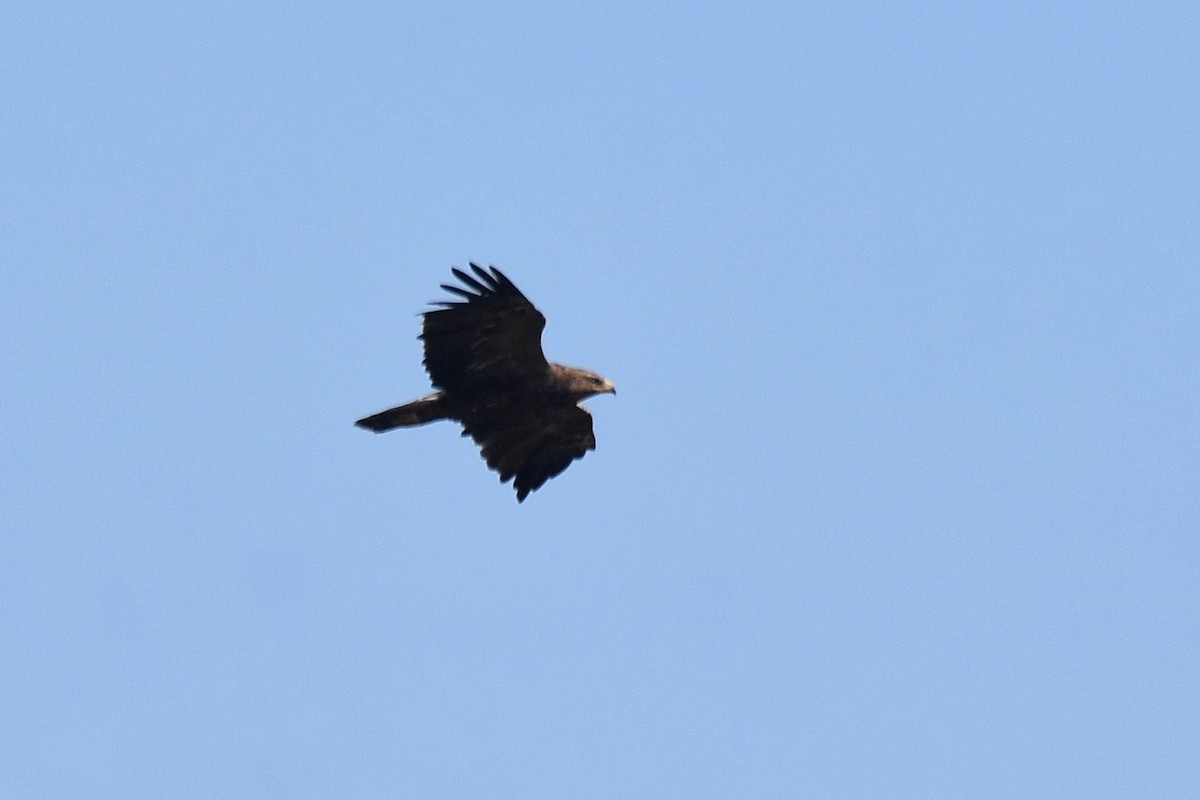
xmin=356 ymin=264 xmax=616 ymax=502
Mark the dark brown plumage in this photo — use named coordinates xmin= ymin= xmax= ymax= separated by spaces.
xmin=356 ymin=264 xmax=615 ymax=502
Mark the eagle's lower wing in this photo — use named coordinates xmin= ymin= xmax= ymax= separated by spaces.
xmin=463 ymin=404 xmax=597 ymax=502
xmin=421 ymin=264 xmax=549 ymax=391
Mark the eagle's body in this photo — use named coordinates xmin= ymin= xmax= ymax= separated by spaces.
xmin=356 ymin=265 xmax=615 ymax=501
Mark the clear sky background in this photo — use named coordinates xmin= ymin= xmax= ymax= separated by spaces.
xmin=4 ymin=2 xmax=1198 ymax=797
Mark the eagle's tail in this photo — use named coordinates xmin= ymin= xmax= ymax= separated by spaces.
xmin=355 ymin=394 xmax=448 ymax=432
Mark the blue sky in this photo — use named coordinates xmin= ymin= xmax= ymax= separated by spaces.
xmin=4 ymin=2 xmax=1198 ymax=797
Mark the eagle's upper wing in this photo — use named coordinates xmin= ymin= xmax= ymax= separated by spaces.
xmin=463 ymin=403 xmax=597 ymax=502
xmin=420 ymin=264 xmax=548 ymax=391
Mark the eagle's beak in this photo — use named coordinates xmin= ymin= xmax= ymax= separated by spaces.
xmin=604 ymin=380 xmax=617 ymax=396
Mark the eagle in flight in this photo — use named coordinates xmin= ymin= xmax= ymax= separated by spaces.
xmin=356 ymin=264 xmax=616 ymax=501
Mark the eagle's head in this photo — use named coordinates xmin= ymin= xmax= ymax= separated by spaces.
xmin=553 ymin=365 xmax=617 ymax=401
